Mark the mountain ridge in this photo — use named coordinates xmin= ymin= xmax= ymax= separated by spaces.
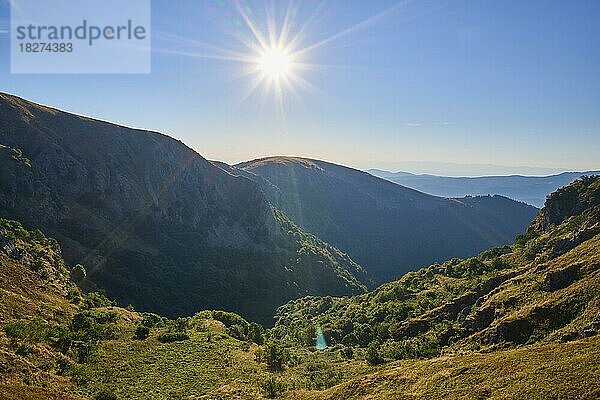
xmin=0 ymin=93 xmax=369 ymax=324
xmin=235 ymin=156 xmax=539 ymax=282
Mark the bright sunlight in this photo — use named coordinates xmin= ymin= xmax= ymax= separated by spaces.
xmin=258 ymin=47 xmax=293 ymax=79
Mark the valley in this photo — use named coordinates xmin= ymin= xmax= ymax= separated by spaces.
xmin=1 ymin=159 xmax=598 ymax=399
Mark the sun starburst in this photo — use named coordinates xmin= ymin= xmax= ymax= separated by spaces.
xmin=154 ymin=0 xmax=415 ymax=125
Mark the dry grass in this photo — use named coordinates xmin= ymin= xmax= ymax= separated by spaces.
xmin=286 ymin=336 xmax=600 ymax=400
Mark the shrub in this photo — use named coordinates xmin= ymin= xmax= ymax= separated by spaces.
xmin=341 ymin=346 xmax=353 ymax=359
xmin=135 ymin=325 xmax=150 ymax=340
xmin=70 ymin=310 xmax=118 ymax=341
xmin=141 ymin=313 xmax=166 ymax=328
xmin=227 ymin=324 xmax=247 ymax=341
xmin=261 ymin=376 xmax=285 ymax=398
xmin=4 ymin=319 xmax=50 ymax=342
xmin=304 ymin=362 xmax=344 ymax=389
xmin=366 ymin=341 xmax=383 ymax=365
xmin=240 ymin=341 xmax=251 ymax=352
xmin=385 ymin=335 xmax=440 ymax=360
xmin=56 ymin=358 xmax=72 ymax=375
xmin=212 ymin=310 xmax=249 ymax=329
xmin=67 ymin=286 xmax=82 ymax=303
xmin=82 ymin=292 xmax=113 ymax=309
xmin=515 ymin=231 xmax=538 ymax=247
xmin=16 ymin=344 xmax=32 ymax=356
xmin=169 ymin=317 xmax=189 ymax=332
xmin=71 ymin=264 xmax=86 ymax=282
xmin=72 ymin=340 xmax=99 ymax=363
xmin=158 ymin=332 xmax=189 ymax=343
xmin=95 ymin=388 xmax=118 ymax=400
xmin=248 ymin=322 xmax=265 ymax=344
xmin=256 ymin=342 xmax=290 ymax=372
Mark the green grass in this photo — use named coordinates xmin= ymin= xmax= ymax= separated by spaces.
xmin=72 ymin=325 xmax=378 ymax=399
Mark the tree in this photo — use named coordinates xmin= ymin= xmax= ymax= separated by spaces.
xmin=135 ymin=325 xmax=149 ymax=340
xmin=248 ymin=322 xmax=265 ymax=344
xmin=366 ymin=341 xmax=383 ymax=365
xmin=256 ymin=341 xmax=289 ymax=372
xmin=71 ymin=264 xmax=87 ymax=283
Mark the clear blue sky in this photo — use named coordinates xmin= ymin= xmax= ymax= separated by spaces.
xmin=1 ymin=0 xmax=599 ymax=175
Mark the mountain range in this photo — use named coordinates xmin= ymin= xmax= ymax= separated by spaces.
xmin=369 ymin=169 xmax=600 ymax=208
xmin=1 ymin=169 xmax=598 ymax=399
xmin=0 ymin=93 xmax=536 ymax=322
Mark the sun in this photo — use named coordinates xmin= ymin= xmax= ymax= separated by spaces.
xmin=258 ymin=47 xmax=293 ymax=79
xmin=157 ymin=0 xmax=409 ymax=123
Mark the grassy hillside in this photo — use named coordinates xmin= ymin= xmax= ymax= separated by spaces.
xmin=1 ymin=175 xmax=597 ymax=400
xmin=285 ymin=336 xmax=600 ymax=400
xmin=269 ymin=176 xmax=600 ymax=398
xmin=236 ymin=156 xmax=538 ymax=282
xmin=0 ymin=218 xmax=80 ymax=399
xmin=0 ymin=217 xmax=371 ymax=399
xmin=0 ymin=93 xmax=369 ymax=324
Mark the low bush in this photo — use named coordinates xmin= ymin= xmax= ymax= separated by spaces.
xmin=261 ymin=377 xmax=285 ymax=398
xmin=158 ymin=332 xmax=189 ymax=343
xmin=135 ymin=325 xmax=150 ymax=340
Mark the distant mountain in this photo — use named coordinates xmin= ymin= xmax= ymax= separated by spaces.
xmin=368 ymin=169 xmax=600 ymax=208
xmin=235 ymin=157 xmax=538 ymax=282
xmin=0 ymin=93 xmax=369 ymax=324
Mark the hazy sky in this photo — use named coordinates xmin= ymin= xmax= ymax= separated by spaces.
xmin=0 ymin=0 xmax=599 ymax=175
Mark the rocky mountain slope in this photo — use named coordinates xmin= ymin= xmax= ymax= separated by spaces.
xmin=272 ymin=176 xmax=600 ymax=398
xmin=369 ymin=168 xmax=600 ymax=207
xmin=236 ymin=157 xmax=539 ymax=282
xmin=0 ymin=93 xmax=368 ymax=324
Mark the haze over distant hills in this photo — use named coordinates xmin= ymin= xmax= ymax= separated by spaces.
xmin=365 ymin=161 xmax=571 ymax=177
xmin=369 ymin=169 xmax=600 ymax=208
xmin=235 ymin=157 xmax=538 ymax=282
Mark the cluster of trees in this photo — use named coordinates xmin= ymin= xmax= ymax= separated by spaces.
xmin=128 ymin=309 xmax=267 ymax=346
xmin=255 ymin=341 xmax=290 ymax=372
xmin=271 ymin=248 xmax=518 ymax=365
xmin=4 ymin=293 xmax=120 ymax=365
xmin=211 ymin=310 xmax=265 ymax=344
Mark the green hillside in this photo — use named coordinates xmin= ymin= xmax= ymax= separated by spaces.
xmin=1 ymin=177 xmax=598 ymax=400
xmin=284 ymin=336 xmax=600 ymax=400
xmin=0 ymin=218 xmax=369 ymax=399
xmin=270 ymin=175 xmax=600 ymax=398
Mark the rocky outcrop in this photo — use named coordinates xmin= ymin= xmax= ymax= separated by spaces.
xmin=530 ymin=175 xmax=600 ymax=233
